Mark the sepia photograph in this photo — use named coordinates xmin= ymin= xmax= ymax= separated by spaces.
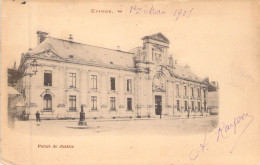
xmin=1 ymin=0 xmax=259 ymax=164
xmin=7 ymin=30 xmax=219 ymax=136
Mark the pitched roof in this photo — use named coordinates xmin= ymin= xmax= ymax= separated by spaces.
xmin=28 ymin=37 xmax=135 ymax=68
xmin=173 ymin=65 xmax=204 ymax=82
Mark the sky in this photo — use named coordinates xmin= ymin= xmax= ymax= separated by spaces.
xmin=2 ymin=0 xmax=259 ymax=82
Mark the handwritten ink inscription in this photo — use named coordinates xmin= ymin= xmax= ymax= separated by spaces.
xmin=189 ymin=113 xmax=254 ymax=160
xmin=90 ymin=5 xmax=194 ymax=21
xmin=129 ymin=5 xmax=193 ymax=21
xmin=217 ymin=113 xmax=254 ymax=153
xmin=189 ymin=133 xmax=209 ymax=160
xmin=129 ymin=5 xmax=166 ymax=15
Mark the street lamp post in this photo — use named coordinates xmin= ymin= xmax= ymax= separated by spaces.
xmin=78 ymin=105 xmax=87 ymax=125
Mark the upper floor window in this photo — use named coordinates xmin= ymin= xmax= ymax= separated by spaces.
xmin=191 ymin=87 xmax=194 ymax=97
xmin=127 ymin=79 xmax=132 ymax=92
xmin=127 ymin=98 xmax=132 ymax=110
xmin=91 ymin=75 xmax=97 ymax=89
xmin=91 ymin=96 xmax=97 ymax=110
xmin=69 ymin=73 xmax=76 ymax=87
xmin=176 ymin=84 xmax=180 ymax=96
xmin=69 ymin=95 xmax=76 ymax=111
xmin=184 ymin=86 xmax=187 ymax=96
xmin=203 ymin=89 xmax=206 ymax=98
xmin=110 ymin=77 xmax=115 ymax=90
xmin=44 ymin=70 xmax=52 ymax=86
xmin=198 ymin=88 xmax=201 ymax=97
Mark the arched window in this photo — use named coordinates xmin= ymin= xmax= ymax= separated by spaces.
xmin=43 ymin=94 xmax=52 ymax=111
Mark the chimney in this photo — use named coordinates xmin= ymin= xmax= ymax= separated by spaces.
xmin=68 ymin=34 xmax=73 ymax=41
xmin=212 ymin=81 xmax=218 ymax=87
xmin=185 ymin=64 xmax=190 ymax=69
xmin=37 ymin=31 xmax=49 ymax=45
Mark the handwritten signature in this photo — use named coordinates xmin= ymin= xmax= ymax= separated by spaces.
xmin=189 ymin=113 xmax=254 ymax=160
xmin=189 ymin=133 xmax=209 ymax=160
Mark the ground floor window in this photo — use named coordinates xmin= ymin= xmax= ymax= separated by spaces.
xmin=127 ymin=98 xmax=132 ymax=110
xmin=91 ymin=96 xmax=97 ymax=110
xmin=184 ymin=101 xmax=188 ymax=111
xmin=43 ymin=94 xmax=52 ymax=111
xmin=198 ymin=102 xmax=201 ymax=112
xmin=69 ymin=95 xmax=76 ymax=111
xmin=110 ymin=97 xmax=116 ymax=110
xmin=191 ymin=101 xmax=194 ymax=112
xmin=204 ymin=101 xmax=207 ymax=112
xmin=177 ymin=100 xmax=180 ymax=111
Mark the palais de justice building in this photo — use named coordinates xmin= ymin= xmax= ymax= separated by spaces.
xmin=16 ymin=31 xmax=209 ymax=119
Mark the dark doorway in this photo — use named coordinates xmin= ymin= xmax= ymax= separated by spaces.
xmin=155 ymin=95 xmax=162 ymax=115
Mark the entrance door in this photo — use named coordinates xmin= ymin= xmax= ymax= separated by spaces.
xmin=155 ymin=95 xmax=162 ymax=115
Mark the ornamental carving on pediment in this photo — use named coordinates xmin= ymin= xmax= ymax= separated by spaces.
xmin=169 ymin=57 xmax=173 ymax=67
xmin=151 ymin=35 xmax=166 ymax=42
xmin=38 ymin=51 xmax=63 ymax=60
xmin=135 ymin=47 xmax=147 ymax=62
xmin=140 ymin=51 xmax=147 ymax=62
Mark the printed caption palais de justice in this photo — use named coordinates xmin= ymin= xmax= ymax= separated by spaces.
xmin=38 ymin=144 xmax=74 ymax=149
xmin=91 ymin=5 xmax=194 ymax=21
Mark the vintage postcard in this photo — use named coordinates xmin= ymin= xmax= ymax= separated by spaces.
xmin=1 ymin=0 xmax=260 ymax=164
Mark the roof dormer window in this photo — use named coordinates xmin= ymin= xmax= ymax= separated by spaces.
xmin=69 ymin=55 xmax=74 ymax=58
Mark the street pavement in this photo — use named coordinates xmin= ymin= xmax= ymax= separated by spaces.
xmin=12 ymin=115 xmax=219 ymax=136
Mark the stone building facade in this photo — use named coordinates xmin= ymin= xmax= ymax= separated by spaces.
xmin=16 ymin=31 xmax=209 ymax=119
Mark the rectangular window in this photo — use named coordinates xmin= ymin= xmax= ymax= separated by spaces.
xmin=152 ymin=49 xmax=154 ymax=60
xmin=91 ymin=75 xmax=97 ymax=89
xmin=127 ymin=98 xmax=132 ymax=110
xmin=44 ymin=70 xmax=52 ymax=86
xmin=203 ymin=89 xmax=206 ymax=98
xmin=43 ymin=94 xmax=52 ymax=110
xmin=110 ymin=97 xmax=116 ymax=110
xmin=177 ymin=100 xmax=180 ymax=111
xmin=176 ymin=84 xmax=179 ymax=96
xmin=91 ymin=96 xmax=97 ymax=110
xmin=198 ymin=102 xmax=201 ymax=111
xmin=192 ymin=101 xmax=194 ymax=111
xmin=69 ymin=95 xmax=76 ymax=111
xmin=184 ymin=86 xmax=187 ymax=96
xmin=191 ymin=87 xmax=194 ymax=97
xmin=110 ymin=77 xmax=115 ymax=90
xmin=69 ymin=73 xmax=76 ymax=87
xmin=204 ymin=101 xmax=207 ymax=112
xmin=198 ymin=88 xmax=201 ymax=97
xmin=185 ymin=101 xmax=188 ymax=111
xmin=127 ymin=79 xmax=132 ymax=92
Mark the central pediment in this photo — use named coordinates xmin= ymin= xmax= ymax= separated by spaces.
xmin=142 ymin=32 xmax=169 ymax=44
